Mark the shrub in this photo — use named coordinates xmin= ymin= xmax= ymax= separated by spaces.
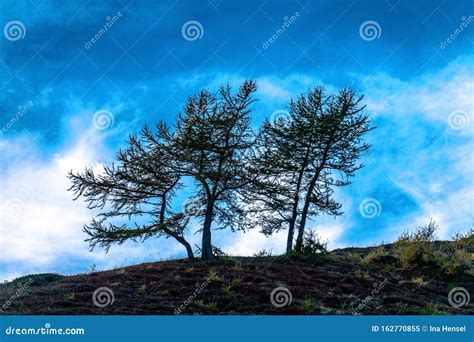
xmin=394 ymin=221 xmax=438 ymax=270
xmin=299 ymin=298 xmax=316 ymax=313
xmin=411 ymin=276 xmax=428 ymax=287
xmin=205 ymin=269 xmax=221 ymax=282
xmin=436 ymin=243 xmax=471 ymax=277
xmin=422 ymin=303 xmax=447 ymax=315
xmin=452 ymin=229 xmax=474 ymax=250
xmin=195 ymin=299 xmax=218 ymax=312
xmin=289 ymin=229 xmax=329 ymax=262
xmin=64 ymin=292 xmax=75 ymax=301
xmin=253 ymin=249 xmax=273 ymax=257
xmin=221 ymin=284 xmax=233 ymax=295
xmin=363 ymin=246 xmax=388 ymax=266
xmin=138 ymin=284 xmax=147 ymax=293
xmin=231 ymin=276 xmax=242 ymax=285
xmin=347 ymin=252 xmax=362 ymax=262
xmin=395 ymin=221 xmax=472 ymax=276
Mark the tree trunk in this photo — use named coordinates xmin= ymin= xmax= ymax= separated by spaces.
xmin=176 ymin=236 xmax=195 ymax=260
xmin=295 ymin=175 xmax=319 ymax=251
xmin=162 ymin=226 xmax=195 ymax=260
xmin=295 ymin=126 xmax=339 ymax=251
xmin=201 ymin=201 xmax=215 ymax=260
xmin=286 ymin=165 xmax=306 ymax=253
xmin=286 ymin=219 xmax=295 ymax=253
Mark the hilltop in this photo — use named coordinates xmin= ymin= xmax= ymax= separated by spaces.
xmin=1 ymin=241 xmax=472 ymax=315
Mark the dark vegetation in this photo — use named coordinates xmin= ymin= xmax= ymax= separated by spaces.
xmin=1 ymin=225 xmax=472 ymax=315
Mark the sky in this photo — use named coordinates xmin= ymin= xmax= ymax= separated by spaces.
xmin=0 ymin=0 xmax=473 ymax=281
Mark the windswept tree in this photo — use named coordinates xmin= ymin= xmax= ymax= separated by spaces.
xmin=162 ymin=80 xmax=258 ymax=260
xmin=69 ymin=80 xmax=257 ymax=261
xmin=249 ymin=87 xmax=373 ymax=253
xmin=68 ymin=128 xmax=195 ymax=259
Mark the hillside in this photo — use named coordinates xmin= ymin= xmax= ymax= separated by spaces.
xmin=1 ymin=242 xmax=472 ymax=315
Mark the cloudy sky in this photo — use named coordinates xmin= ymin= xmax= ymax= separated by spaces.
xmin=0 ymin=0 xmax=473 ymax=281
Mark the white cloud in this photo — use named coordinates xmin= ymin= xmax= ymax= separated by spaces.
xmin=0 ymin=118 xmax=184 ymax=281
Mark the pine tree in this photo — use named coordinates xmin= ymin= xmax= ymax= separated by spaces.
xmin=68 ymin=127 xmax=194 ymax=259
xmin=248 ymin=87 xmax=372 ymax=253
xmin=163 ymin=80 xmax=258 ymax=259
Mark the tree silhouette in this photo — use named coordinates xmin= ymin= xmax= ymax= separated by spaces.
xmin=69 ymin=82 xmax=371 ymax=260
xmin=68 ymin=127 xmax=194 ymax=259
xmin=248 ymin=87 xmax=372 ymax=252
xmin=69 ymin=80 xmax=257 ymax=260
xmin=163 ymin=80 xmax=257 ymax=259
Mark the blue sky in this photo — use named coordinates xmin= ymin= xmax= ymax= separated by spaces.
xmin=0 ymin=0 xmax=473 ymax=281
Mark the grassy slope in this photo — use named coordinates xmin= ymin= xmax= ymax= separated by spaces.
xmin=1 ymin=242 xmax=473 ymax=315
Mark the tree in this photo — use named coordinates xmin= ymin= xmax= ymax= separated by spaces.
xmin=249 ymin=87 xmax=372 ymax=253
xmin=69 ymin=80 xmax=257 ymax=261
xmin=68 ymin=127 xmax=195 ymax=259
xmin=162 ymin=80 xmax=258 ymax=260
